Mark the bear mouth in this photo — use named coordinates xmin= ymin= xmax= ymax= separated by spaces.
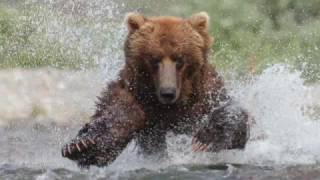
xmin=158 ymin=97 xmax=177 ymax=105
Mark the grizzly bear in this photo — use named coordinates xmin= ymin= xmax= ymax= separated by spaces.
xmin=61 ymin=12 xmax=249 ymax=167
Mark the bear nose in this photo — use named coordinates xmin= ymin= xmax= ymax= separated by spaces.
xmin=160 ymin=88 xmax=176 ymax=102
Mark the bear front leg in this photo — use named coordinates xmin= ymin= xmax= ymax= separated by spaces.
xmin=192 ymin=101 xmax=249 ymax=152
xmin=61 ymin=82 xmax=146 ymax=167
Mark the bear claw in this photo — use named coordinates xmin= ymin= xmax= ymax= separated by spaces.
xmin=68 ymin=144 xmax=72 ymax=155
xmin=75 ymin=143 xmax=82 ymax=152
xmin=81 ymin=140 xmax=88 ymax=148
xmin=88 ymin=137 xmax=95 ymax=145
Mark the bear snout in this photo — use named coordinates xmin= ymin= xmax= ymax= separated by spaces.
xmin=159 ymin=87 xmax=177 ymax=104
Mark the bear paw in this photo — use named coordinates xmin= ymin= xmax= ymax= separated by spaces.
xmin=62 ymin=137 xmax=96 ymax=159
xmin=192 ymin=126 xmax=228 ymax=152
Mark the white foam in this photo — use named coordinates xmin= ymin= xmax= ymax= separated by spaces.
xmin=232 ymin=64 xmax=320 ymax=165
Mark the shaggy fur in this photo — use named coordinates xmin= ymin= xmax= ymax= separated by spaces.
xmin=61 ymin=12 xmax=249 ymax=167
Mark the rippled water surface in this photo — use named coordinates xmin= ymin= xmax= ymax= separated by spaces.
xmin=2 ymin=163 xmax=320 ymax=180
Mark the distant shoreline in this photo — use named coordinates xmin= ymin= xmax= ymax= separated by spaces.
xmin=0 ymin=68 xmax=105 ymax=127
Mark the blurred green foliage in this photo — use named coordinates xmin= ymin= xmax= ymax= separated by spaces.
xmin=166 ymin=0 xmax=320 ymax=82
xmin=0 ymin=0 xmax=319 ymax=82
xmin=0 ymin=3 xmax=100 ymax=69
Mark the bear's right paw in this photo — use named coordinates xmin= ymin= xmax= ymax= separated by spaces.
xmin=61 ymin=137 xmax=96 ymax=159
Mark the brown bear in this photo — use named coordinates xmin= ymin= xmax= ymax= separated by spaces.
xmin=61 ymin=12 xmax=249 ymax=167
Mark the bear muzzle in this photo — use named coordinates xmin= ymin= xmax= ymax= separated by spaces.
xmin=157 ymin=58 xmax=180 ymax=104
xmin=159 ymin=87 xmax=177 ymax=104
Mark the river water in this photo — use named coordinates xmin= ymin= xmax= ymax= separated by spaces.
xmin=1 ymin=66 xmax=320 ymax=180
xmin=1 ymin=0 xmax=320 ymax=179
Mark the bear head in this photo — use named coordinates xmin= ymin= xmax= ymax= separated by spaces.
xmin=124 ymin=12 xmax=213 ymax=105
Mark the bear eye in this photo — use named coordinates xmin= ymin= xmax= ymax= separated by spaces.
xmin=150 ymin=58 xmax=161 ymax=69
xmin=175 ymin=58 xmax=185 ymax=69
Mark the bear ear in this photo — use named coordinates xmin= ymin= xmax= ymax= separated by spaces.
xmin=125 ymin=13 xmax=146 ymax=33
xmin=188 ymin=12 xmax=210 ymax=32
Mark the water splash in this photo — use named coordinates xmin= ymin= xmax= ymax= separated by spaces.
xmin=2 ymin=0 xmax=126 ymax=70
xmin=162 ymin=64 xmax=320 ymax=167
xmin=81 ymin=64 xmax=320 ymax=174
xmin=232 ymin=64 xmax=320 ymax=165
